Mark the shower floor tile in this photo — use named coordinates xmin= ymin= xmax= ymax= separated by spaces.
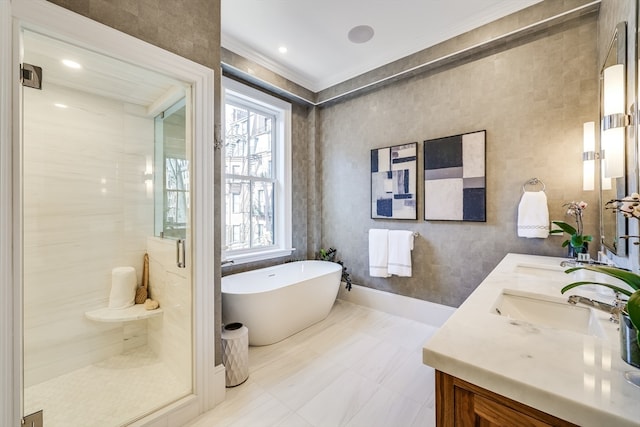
xmin=24 ymin=346 xmax=190 ymax=427
xmin=188 ymin=300 xmax=438 ymax=427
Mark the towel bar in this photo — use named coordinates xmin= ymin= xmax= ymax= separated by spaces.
xmin=367 ymin=230 xmax=419 ymax=237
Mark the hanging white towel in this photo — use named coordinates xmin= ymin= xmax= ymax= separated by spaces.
xmin=388 ymin=230 xmax=414 ymax=277
xmin=369 ymin=229 xmax=390 ymax=277
xmin=517 ymin=191 xmax=549 ymax=238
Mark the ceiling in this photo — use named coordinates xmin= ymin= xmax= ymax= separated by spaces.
xmin=23 ymin=30 xmax=186 ymax=116
xmin=221 ymin=0 xmax=543 ymax=92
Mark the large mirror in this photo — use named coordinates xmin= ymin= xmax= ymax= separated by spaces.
xmin=601 ymin=22 xmax=628 ymax=256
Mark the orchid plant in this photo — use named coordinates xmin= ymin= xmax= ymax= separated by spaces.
xmin=607 ymin=192 xmax=640 ymax=219
xmin=606 ymin=193 xmax=640 ymax=244
xmin=549 ymin=201 xmax=592 ymax=251
xmin=561 ymin=194 xmax=640 ymax=351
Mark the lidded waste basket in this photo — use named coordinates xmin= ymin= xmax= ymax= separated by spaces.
xmin=221 ymin=322 xmax=249 ymax=387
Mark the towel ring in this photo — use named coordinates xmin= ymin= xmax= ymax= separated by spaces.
xmin=522 ymin=178 xmax=545 ymax=192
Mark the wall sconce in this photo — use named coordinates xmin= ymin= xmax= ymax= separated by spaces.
xmin=582 ymin=121 xmax=612 ymax=191
xmin=601 ymin=157 xmax=612 ymax=190
xmin=144 ymin=157 xmax=154 ymax=198
xmin=601 ymin=63 xmax=627 ymax=178
xmin=583 ymin=122 xmax=595 ymax=191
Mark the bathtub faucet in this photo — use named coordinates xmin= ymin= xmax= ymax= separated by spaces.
xmin=221 ymin=259 xmax=234 ymax=266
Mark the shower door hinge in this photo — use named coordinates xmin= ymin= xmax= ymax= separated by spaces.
xmin=21 ymin=63 xmax=42 ymax=90
xmin=22 ymin=410 xmax=43 ymax=427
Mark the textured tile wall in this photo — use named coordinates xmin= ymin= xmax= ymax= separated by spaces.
xmin=46 ymin=0 xmax=219 ymax=69
xmin=318 ymin=14 xmax=599 ymax=307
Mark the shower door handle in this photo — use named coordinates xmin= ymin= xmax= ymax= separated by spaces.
xmin=176 ymin=238 xmax=186 ymax=268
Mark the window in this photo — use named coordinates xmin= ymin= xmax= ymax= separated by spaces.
xmin=223 ymin=78 xmax=292 ymax=264
xmin=165 ymin=157 xmax=189 ymax=230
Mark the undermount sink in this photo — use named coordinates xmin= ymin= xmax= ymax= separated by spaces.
xmin=513 ymin=262 xmax=566 ymax=279
xmin=492 ymin=289 xmax=607 ymax=339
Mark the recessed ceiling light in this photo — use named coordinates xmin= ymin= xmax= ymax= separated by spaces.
xmin=62 ymin=59 xmax=82 ymax=69
xmin=54 ymin=103 xmax=68 ymax=109
xmin=278 ymin=46 xmax=288 ymax=54
xmin=348 ymin=25 xmax=375 ymax=44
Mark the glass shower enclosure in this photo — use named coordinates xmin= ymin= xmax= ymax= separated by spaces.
xmin=21 ymin=29 xmax=194 ymax=426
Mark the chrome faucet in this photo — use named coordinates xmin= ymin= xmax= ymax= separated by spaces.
xmin=560 ymin=260 xmax=578 ymax=268
xmin=567 ymin=294 xmax=625 ymax=323
xmin=559 ymin=259 xmax=617 ymax=268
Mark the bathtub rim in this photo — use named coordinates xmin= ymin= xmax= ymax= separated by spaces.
xmin=221 ymin=260 xmax=342 ymax=295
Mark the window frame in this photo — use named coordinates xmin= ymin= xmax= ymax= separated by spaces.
xmin=222 ymin=77 xmax=293 ymax=264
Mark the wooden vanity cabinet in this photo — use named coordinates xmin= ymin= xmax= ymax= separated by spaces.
xmin=435 ymin=371 xmax=579 ymax=427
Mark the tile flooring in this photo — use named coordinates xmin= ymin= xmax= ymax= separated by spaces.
xmin=188 ymin=300 xmax=439 ymax=427
xmin=24 ymin=346 xmax=190 ymax=427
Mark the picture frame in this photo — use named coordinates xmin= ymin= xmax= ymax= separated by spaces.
xmin=371 ymin=142 xmax=417 ymax=220
xmin=424 ymin=130 xmax=486 ymax=222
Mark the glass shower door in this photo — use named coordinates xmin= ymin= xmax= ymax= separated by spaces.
xmin=21 ymin=29 xmax=193 ymax=426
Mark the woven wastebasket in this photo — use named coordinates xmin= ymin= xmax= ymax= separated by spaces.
xmin=221 ymin=322 xmax=249 ymax=387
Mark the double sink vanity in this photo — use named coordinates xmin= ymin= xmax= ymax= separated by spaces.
xmin=423 ymin=253 xmax=639 ymax=426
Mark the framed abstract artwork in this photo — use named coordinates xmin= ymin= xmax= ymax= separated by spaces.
xmin=371 ymin=142 xmax=417 ymax=219
xmin=424 ymin=130 xmax=486 ymax=221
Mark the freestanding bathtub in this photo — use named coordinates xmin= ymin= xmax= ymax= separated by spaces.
xmin=222 ymin=260 xmax=342 ymax=346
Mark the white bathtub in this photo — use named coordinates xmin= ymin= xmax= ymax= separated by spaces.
xmin=222 ymin=260 xmax=342 ymax=346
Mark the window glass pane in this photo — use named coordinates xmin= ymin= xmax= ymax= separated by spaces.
xmin=225 ymin=104 xmax=249 ymax=175
xmin=251 ymin=181 xmax=274 ymax=247
xmin=164 ymin=157 xmax=189 ymax=237
xmin=166 ymin=158 xmax=189 ymax=190
xmin=249 ymin=111 xmax=273 ymax=178
xmin=225 ymin=178 xmax=250 ymax=250
xmin=225 ymin=102 xmax=275 ymax=179
xmin=248 ymin=112 xmax=273 ymax=178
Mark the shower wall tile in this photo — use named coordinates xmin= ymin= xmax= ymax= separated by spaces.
xmin=318 ymin=14 xmax=599 ymax=308
xmin=23 ymin=83 xmax=154 ymax=386
xmin=123 ymin=320 xmax=148 ymax=351
xmin=146 ymin=236 xmax=192 ymax=391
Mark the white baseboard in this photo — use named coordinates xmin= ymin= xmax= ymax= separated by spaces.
xmin=131 ymin=395 xmax=199 ymax=427
xmin=212 ymin=364 xmax=226 ymax=407
xmin=337 ymin=283 xmax=455 ymax=328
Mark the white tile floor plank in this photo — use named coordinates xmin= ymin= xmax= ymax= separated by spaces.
xmin=344 ymin=386 xmax=423 ymax=427
xmin=188 ymin=300 xmax=438 ymax=427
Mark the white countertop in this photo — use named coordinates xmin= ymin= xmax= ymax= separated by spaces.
xmin=422 ymin=253 xmax=640 ymax=427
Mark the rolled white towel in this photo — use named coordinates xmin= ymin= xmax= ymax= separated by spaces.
xmin=108 ymin=266 xmax=137 ymax=309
